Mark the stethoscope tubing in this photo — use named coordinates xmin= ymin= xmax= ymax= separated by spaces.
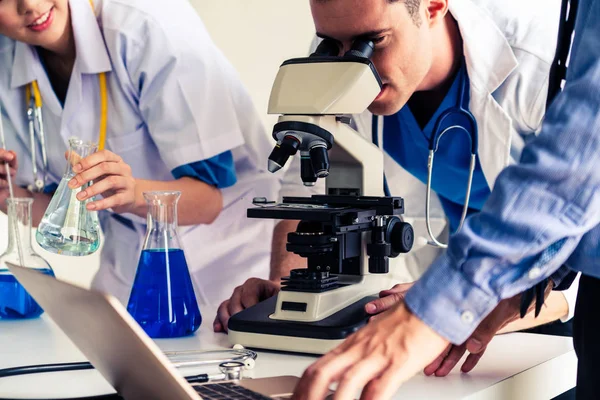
xmin=371 ymin=72 xmax=478 ymax=248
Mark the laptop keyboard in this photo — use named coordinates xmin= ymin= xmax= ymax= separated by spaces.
xmin=193 ymin=382 xmax=272 ymax=399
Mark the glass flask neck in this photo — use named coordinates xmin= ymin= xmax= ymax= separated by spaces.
xmin=65 ymin=138 xmax=98 ymax=177
xmin=143 ymin=191 xmax=182 ymax=250
xmin=5 ymin=198 xmax=34 ymax=252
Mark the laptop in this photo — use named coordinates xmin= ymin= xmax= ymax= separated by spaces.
xmin=7 ymin=263 xmax=301 ymax=400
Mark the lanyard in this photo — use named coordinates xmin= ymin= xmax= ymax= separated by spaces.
xmin=25 ymin=70 xmax=108 ymax=151
xmin=23 ymin=0 xmax=108 ymax=191
xmin=25 ymin=0 xmax=108 ymax=149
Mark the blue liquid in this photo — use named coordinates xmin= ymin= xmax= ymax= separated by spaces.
xmin=127 ymin=249 xmax=201 ymax=338
xmin=0 ymin=269 xmax=55 ymax=319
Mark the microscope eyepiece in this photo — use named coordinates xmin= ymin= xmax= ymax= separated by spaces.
xmin=311 ymin=39 xmax=340 ymax=57
xmin=344 ymin=39 xmax=375 ymax=59
xmin=267 ymin=135 xmax=300 ymax=173
xmin=309 ymin=144 xmax=330 ymax=178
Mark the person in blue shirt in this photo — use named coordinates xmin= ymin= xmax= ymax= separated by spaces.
xmin=292 ymin=0 xmax=600 ymax=398
xmin=0 ymin=0 xmax=290 ymax=308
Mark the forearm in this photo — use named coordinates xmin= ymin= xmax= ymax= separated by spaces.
xmin=1 ymin=187 xmax=52 ymax=226
xmin=497 ymin=291 xmax=569 ymax=334
xmin=131 ymin=177 xmax=222 ymax=225
xmin=270 ymin=220 xmax=306 ymax=281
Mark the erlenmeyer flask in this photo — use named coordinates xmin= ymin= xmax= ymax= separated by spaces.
xmin=0 ymin=198 xmax=55 ymax=319
xmin=126 ymin=191 xmax=201 ymax=338
xmin=36 ymin=138 xmax=101 ymax=256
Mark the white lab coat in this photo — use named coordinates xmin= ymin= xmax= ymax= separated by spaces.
xmin=0 ymin=0 xmax=307 ymax=307
xmin=352 ymin=0 xmax=579 ymax=321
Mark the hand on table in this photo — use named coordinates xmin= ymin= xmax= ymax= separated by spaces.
xmin=424 ymin=280 xmax=553 ymax=377
xmin=67 ymin=149 xmax=136 ymax=214
xmin=292 ymin=301 xmax=449 ymax=400
xmin=214 ymin=278 xmax=280 ymax=332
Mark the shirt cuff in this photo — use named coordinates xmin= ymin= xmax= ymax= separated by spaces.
xmin=403 ymin=251 xmax=500 ymax=344
xmin=558 ymin=272 xmax=581 ymax=323
xmin=171 ymin=150 xmax=237 ymax=189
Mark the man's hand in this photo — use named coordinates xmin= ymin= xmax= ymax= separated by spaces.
xmin=424 ymin=280 xmax=553 ymax=377
xmin=292 ymin=302 xmax=449 ymax=400
xmin=365 ymin=282 xmax=414 ymax=319
xmin=214 ymin=278 xmax=280 ymax=332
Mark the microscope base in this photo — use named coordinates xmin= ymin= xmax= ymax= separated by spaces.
xmin=227 ymin=295 xmax=376 ymax=355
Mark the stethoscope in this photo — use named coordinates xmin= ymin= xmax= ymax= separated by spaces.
xmin=0 ymin=348 xmax=257 ymax=383
xmin=372 ymin=65 xmax=478 ymax=248
xmin=23 ymin=0 xmax=108 ymax=193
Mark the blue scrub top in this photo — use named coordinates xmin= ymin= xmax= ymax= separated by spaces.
xmin=383 ymin=64 xmax=490 ymax=231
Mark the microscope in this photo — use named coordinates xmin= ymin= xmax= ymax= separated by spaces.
xmin=228 ymin=39 xmax=414 ymax=354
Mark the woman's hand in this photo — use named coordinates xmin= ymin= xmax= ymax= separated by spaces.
xmin=68 ymin=149 xmax=136 ymax=214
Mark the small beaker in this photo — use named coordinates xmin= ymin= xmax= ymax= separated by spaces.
xmin=126 ymin=191 xmax=201 ymax=338
xmin=36 ymin=138 xmax=101 ymax=256
xmin=0 ymin=198 xmax=55 ymax=319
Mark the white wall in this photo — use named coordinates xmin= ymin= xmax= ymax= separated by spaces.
xmin=0 ymin=0 xmax=315 ymax=287
xmin=190 ymin=0 xmax=315 ymax=130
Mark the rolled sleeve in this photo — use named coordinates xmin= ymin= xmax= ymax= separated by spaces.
xmin=171 ymin=150 xmax=237 ymax=189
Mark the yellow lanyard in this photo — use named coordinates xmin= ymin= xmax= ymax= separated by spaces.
xmin=25 ymin=0 xmax=108 ymax=150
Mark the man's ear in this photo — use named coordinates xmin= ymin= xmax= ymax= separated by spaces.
xmin=425 ymin=0 xmax=449 ymax=26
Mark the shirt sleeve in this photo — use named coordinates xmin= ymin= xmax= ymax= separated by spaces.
xmin=404 ymin=0 xmax=600 ymax=344
xmin=112 ymin=0 xmax=247 ymax=171
xmin=171 ymin=150 xmax=237 ymax=189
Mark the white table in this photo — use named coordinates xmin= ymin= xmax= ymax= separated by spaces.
xmin=0 ymin=314 xmax=576 ymax=399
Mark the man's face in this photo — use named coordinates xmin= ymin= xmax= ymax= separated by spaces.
xmin=0 ymin=0 xmax=70 ymax=50
xmin=311 ymin=0 xmax=433 ymax=116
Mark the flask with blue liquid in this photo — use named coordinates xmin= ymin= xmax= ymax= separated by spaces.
xmin=0 ymin=198 xmax=54 ymax=319
xmin=127 ymin=191 xmax=201 ymax=338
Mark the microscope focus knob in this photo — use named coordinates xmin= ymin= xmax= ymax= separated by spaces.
xmin=387 ymin=219 xmax=414 ymax=257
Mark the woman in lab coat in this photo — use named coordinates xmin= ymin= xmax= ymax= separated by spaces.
xmin=0 ymin=0 xmax=292 ymax=306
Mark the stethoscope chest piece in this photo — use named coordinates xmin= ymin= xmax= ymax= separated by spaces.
xmin=219 ymin=361 xmax=245 ymax=380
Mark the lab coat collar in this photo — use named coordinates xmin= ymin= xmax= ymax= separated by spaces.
xmin=449 ymin=0 xmax=518 ymax=94
xmin=449 ymin=0 xmax=519 ymax=186
xmin=10 ymin=42 xmax=38 ymax=89
xmin=10 ymin=42 xmax=63 ymax=116
xmin=70 ymin=0 xmax=112 ymax=74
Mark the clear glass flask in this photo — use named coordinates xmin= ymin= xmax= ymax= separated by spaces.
xmin=0 ymin=198 xmax=55 ymax=319
xmin=36 ymin=138 xmax=101 ymax=256
xmin=126 ymin=191 xmax=201 ymax=338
